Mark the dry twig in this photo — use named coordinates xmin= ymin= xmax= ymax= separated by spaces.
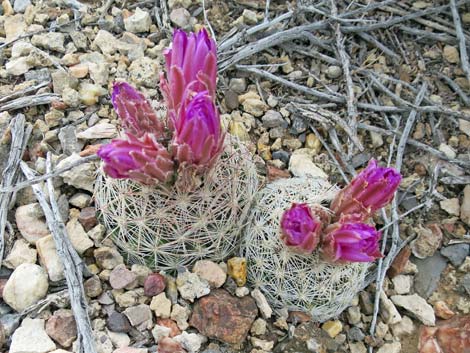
xmin=21 ymin=158 xmax=97 ymax=353
xmin=0 ymin=115 xmax=32 ymax=268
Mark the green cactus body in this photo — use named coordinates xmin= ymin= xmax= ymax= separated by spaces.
xmin=241 ymin=177 xmax=369 ymax=322
xmin=95 ymin=136 xmax=259 ymax=271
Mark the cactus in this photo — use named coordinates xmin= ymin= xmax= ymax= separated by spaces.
xmin=240 ymin=177 xmax=369 ymax=322
xmin=95 ymin=136 xmax=259 ymax=271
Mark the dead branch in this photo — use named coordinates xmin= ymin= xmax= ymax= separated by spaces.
xmin=0 ymin=115 xmax=32 ymax=269
xmin=0 ymin=93 xmax=60 ymax=112
xmin=20 ymin=158 xmax=97 ymax=353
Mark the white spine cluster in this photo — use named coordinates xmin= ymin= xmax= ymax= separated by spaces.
xmin=95 ymin=137 xmax=259 ymax=271
xmin=241 ymin=177 xmax=369 ymax=322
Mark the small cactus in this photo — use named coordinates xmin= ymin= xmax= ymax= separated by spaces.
xmin=95 ymin=136 xmax=258 ymax=271
xmin=241 ymin=177 xmax=369 ymax=322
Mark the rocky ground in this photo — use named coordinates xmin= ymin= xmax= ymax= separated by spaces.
xmin=0 ymin=0 xmax=470 ymax=353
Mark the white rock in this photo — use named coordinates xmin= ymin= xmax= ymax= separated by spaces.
xmin=176 ymin=271 xmax=210 ymax=303
xmin=391 ymin=315 xmax=415 ymax=337
xmin=170 ymin=304 xmax=190 ymax=330
xmin=438 ymin=143 xmax=457 ymax=159
xmin=107 ymin=330 xmax=130 ymax=348
xmin=461 ymin=185 xmax=470 ymax=226
xmin=379 ymin=290 xmax=402 ymax=325
xmin=459 ymin=119 xmax=470 ymax=137
xmin=69 ymin=193 xmax=91 ymax=208
xmin=3 ymin=263 xmax=49 ymax=312
xmin=440 ymin=198 xmax=460 ymax=216
xmin=173 ymin=332 xmax=205 ymax=353
xmin=66 ymin=217 xmax=93 ymax=255
xmin=3 ymin=238 xmax=37 ymax=269
xmin=349 ymin=342 xmax=367 ymax=353
xmin=289 ymin=149 xmax=328 ymax=179
xmin=392 ymin=275 xmax=412 ymax=295
xmin=170 ymin=8 xmax=191 ymax=28
xmin=235 ymin=286 xmax=249 ymax=297
xmin=192 ymin=260 xmax=226 ymax=288
xmin=251 ymin=289 xmax=272 ymax=319
xmin=370 ymin=131 xmax=384 ymax=147
xmin=77 ymin=123 xmax=117 ymax=140
xmin=150 ymin=292 xmax=172 ymax=319
xmin=242 ymin=98 xmax=268 ymax=117
xmin=151 ymin=325 xmax=171 ymax=343
xmin=391 ymin=294 xmax=435 ymax=326
xmin=10 ymin=318 xmax=56 ymax=353
xmin=31 ymin=33 xmax=65 ymax=53
xmin=124 ymin=7 xmax=152 ymax=33
xmin=36 ymin=235 xmax=64 ymax=282
xmin=6 ymin=57 xmax=31 ymax=76
xmin=93 ymin=331 xmax=113 ymax=353
xmin=251 ymin=337 xmax=274 ymax=351
xmin=250 ymin=318 xmax=267 ymax=336
xmin=58 ymin=154 xmax=96 ymax=192
xmin=242 ymin=9 xmax=258 ymax=25
xmin=15 ymin=203 xmax=50 ymax=244
xmin=377 ymin=342 xmax=402 ymax=353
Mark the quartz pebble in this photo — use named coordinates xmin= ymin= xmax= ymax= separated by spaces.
xmin=3 ymin=263 xmax=49 ymax=312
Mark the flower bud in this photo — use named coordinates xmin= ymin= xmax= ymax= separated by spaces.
xmin=160 ymin=28 xmax=217 ymax=114
xmin=172 ymin=91 xmax=224 ymax=168
xmin=98 ymin=133 xmax=174 ymax=184
xmin=111 ymin=82 xmax=165 ymax=137
xmin=331 ymin=159 xmax=401 ymax=221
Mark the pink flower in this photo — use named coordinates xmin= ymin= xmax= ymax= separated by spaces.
xmin=172 ymin=91 xmax=224 ymax=167
xmin=331 ymin=159 xmax=401 ymax=222
xmin=280 ymin=203 xmax=322 ymax=254
xmin=111 ymin=82 xmax=165 ymax=137
xmin=322 ymin=222 xmax=383 ymax=263
xmin=160 ymin=28 xmax=217 ymax=114
xmin=97 ymin=133 xmax=174 ymax=184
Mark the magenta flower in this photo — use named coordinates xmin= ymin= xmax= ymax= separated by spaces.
xmin=160 ymin=28 xmax=217 ymax=114
xmin=280 ymin=203 xmax=322 ymax=254
xmin=97 ymin=133 xmax=174 ymax=184
xmin=111 ymin=82 xmax=165 ymax=137
xmin=172 ymin=91 xmax=224 ymax=167
xmin=331 ymin=159 xmax=401 ymax=222
xmin=322 ymin=222 xmax=383 ymax=263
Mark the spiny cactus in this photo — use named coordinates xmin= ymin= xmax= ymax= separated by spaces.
xmin=240 ymin=177 xmax=369 ymax=322
xmin=95 ymin=136 xmax=258 ymax=271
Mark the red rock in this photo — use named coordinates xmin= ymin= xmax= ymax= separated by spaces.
xmin=156 ymin=319 xmax=180 ymax=337
xmin=80 ymin=144 xmax=102 ymax=157
xmin=78 ymin=207 xmax=98 ymax=231
xmin=157 ymin=337 xmax=186 ymax=353
xmin=51 ymin=100 xmax=67 ymax=110
xmin=388 ymin=246 xmax=411 ymax=278
xmin=189 ymin=289 xmax=258 ymax=344
xmin=46 ymin=309 xmax=77 ymax=347
xmin=267 ymin=166 xmax=290 ymax=182
xmin=144 ymin=273 xmax=166 ymax=296
xmin=418 ymin=315 xmax=470 ymax=353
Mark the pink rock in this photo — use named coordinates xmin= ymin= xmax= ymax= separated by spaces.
xmin=45 ymin=309 xmax=77 ymax=347
xmin=109 ymin=264 xmax=137 ymax=289
xmin=156 ymin=319 xmax=181 ymax=337
xmin=144 ymin=273 xmax=166 ymax=296
xmin=157 ymin=337 xmax=186 ymax=353
xmin=418 ymin=315 xmax=470 ymax=353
